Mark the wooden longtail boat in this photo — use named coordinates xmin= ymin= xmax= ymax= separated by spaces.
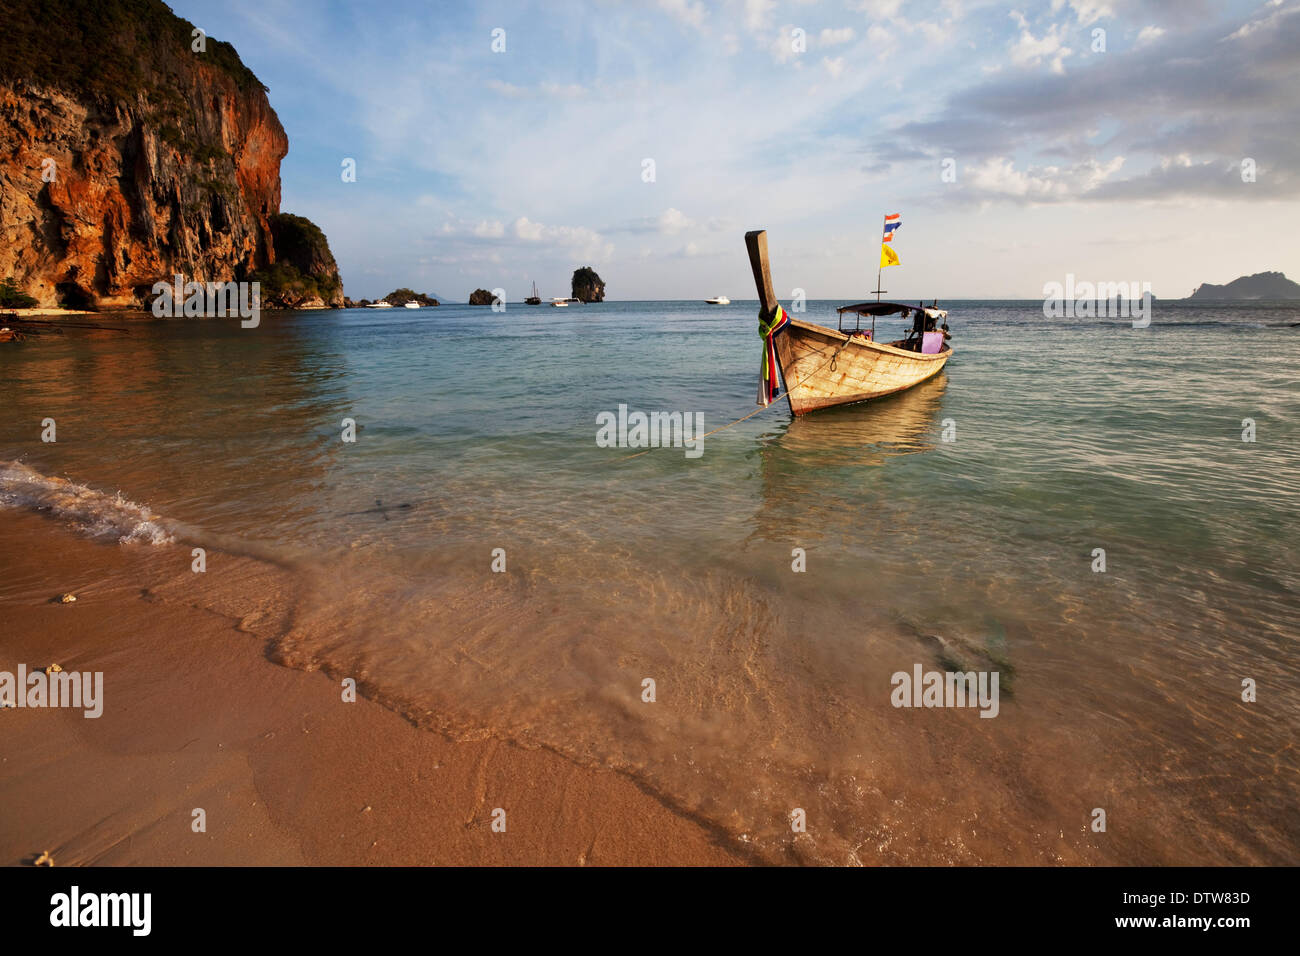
xmin=745 ymin=229 xmax=953 ymax=416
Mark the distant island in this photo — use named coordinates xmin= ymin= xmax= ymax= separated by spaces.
xmin=345 ymin=289 xmax=439 ymax=308
xmin=468 ymin=289 xmax=496 ymax=305
xmin=572 ymin=267 xmax=606 ymax=303
xmin=1187 ymin=271 xmax=1300 ymax=300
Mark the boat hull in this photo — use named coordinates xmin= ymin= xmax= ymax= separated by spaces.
xmin=775 ymin=318 xmax=951 ymax=416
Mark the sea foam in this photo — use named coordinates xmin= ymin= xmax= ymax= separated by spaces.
xmin=0 ymin=460 xmax=175 ymax=545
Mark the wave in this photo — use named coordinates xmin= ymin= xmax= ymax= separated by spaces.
xmin=0 ymin=460 xmax=176 ymax=544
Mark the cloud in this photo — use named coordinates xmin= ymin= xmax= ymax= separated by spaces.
xmin=617 ymin=208 xmax=730 ymax=236
xmin=960 ymin=155 xmax=1125 ymax=201
xmin=823 ymin=56 xmax=847 ymax=77
xmin=744 ymin=0 xmax=776 ymax=32
xmin=1008 ymin=17 xmax=1073 ymax=73
xmin=437 ymin=215 xmax=612 ymax=261
xmin=487 ymin=79 xmax=587 ymax=98
xmin=769 ymin=25 xmax=805 ymax=64
xmin=1135 ymin=25 xmax=1165 ymax=45
xmin=1060 ymin=0 xmax=1113 ymax=26
xmin=819 ymin=27 xmax=856 ymax=45
xmin=869 ymin=1 xmax=1300 ymax=202
xmin=657 ymin=0 xmax=707 ymax=29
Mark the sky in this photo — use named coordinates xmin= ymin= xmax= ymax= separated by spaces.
xmin=170 ymin=0 xmax=1300 ymax=301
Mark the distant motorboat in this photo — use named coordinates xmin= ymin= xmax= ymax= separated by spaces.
xmin=550 ymin=298 xmax=569 ymax=307
xmin=366 ymin=301 xmax=393 ymax=308
xmin=404 ymin=301 xmax=420 ymax=309
xmin=705 ymin=295 xmax=730 ymax=305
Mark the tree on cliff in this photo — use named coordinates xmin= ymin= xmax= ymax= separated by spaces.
xmin=571 ymin=267 xmax=605 ymax=303
xmin=0 ymin=278 xmax=38 ymax=309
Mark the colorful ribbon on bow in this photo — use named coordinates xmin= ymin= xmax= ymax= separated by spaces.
xmin=757 ymin=304 xmax=790 ymax=406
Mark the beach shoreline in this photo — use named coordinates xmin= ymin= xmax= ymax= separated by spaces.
xmin=0 ymin=510 xmax=748 ymax=867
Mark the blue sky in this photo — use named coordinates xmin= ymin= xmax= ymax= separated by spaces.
xmin=172 ymin=0 xmax=1299 ymax=300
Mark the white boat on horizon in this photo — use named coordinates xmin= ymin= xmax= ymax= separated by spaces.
xmin=366 ymin=301 xmax=393 ymax=308
xmin=705 ymin=295 xmax=730 ymax=305
xmin=550 ymin=297 xmax=569 ymax=307
xmin=404 ymin=301 xmax=420 ymax=309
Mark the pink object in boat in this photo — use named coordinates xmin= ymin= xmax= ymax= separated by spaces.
xmin=922 ymin=331 xmax=944 ymax=354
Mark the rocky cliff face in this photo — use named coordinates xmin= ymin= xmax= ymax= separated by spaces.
xmin=571 ymin=266 xmax=605 ymax=303
xmin=0 ymin=0 xmax=334 ymax=309
xmin=261 ymin=213 xmax=344 ymax=308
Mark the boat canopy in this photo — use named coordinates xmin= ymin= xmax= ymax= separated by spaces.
xmin=836 ymin=301 xmax=948 ymax=320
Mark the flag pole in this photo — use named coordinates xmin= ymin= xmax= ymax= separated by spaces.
xmin=875 ymin=213 xmax=885 ymax=302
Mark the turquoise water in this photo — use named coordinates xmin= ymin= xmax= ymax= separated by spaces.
xmin=2 ymin=300 xmax=1298 ymax=863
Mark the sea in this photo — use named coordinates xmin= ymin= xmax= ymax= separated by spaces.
xmin=2 ymin=299 xmax=1297 ymax=864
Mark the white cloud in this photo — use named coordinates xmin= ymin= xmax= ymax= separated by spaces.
xmin=965 ymin=155 xmax=1125 ymax=200
xmin=513 ymin=217 xmax=545 ymax=240
xmin=819 ymin=27 xmax=856 ymax=46
xmin=744 ymin=0 xmax=776 ymax=32
xmin=1135 ymin=25 xmax=1164 ymax=46
xmin=823 ymin=56 xmax=847 ymax=78
xmin=1065 ymin=1 xmax=1113 ymax=27
xmin=658 ymin=0 xmax=707 ymax=29
xmin=850 ymin=0 xmax=902 ymax=17
xmin=769 ymin=25 xmax=805 ymax=64
xmin=1008 ymin=17 xmax=1073 ymax=73
xmin=658 ymin=208 xmax=693 ymax=234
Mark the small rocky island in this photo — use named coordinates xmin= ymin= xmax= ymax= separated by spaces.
xmin=571 ymin=267 xmax=605 ymax=303
xmin=345 ymin=289 xmax=439 ymax=308
xmin=1187 ymin=271 xmax=1300 ymax=300
xmin=468 ymin=288 xmax=496 ymax=305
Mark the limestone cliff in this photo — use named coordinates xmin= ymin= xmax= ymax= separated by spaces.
xmin=571 ymin=266 xmax=605 ymax=303
xmin=0 ymin=0 xmax=338 ymax=309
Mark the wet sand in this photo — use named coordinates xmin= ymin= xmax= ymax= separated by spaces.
xmin=0 ymin=510 xmax=746 ymax=866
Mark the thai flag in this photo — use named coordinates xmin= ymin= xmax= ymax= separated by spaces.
xmin=883 ymin=214 xmax=901 ymax=242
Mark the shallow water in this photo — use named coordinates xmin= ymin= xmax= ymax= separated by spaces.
xmin=2 ymin=300 xmax=1298 ymax=863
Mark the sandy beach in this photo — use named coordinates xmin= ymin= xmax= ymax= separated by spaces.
xmin=0 ymin=509 xmax=745 ymax=866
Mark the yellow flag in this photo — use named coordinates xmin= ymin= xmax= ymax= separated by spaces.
xmin=880 ymin=244 xmax=900 ymax=268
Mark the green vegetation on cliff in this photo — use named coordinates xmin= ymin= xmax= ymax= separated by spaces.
xmin=0 ymin=0 xmax=267 ymax=103
xmin=383 ymin=289 xmax=438 ymax=306
xmin=252 ymin=214 xmax=343 ymax=308
xmin=0 ymin=277 xmax=38 ymax=308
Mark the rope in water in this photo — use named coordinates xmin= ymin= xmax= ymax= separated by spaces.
xmin=606 ymin=335 xmax=852 ymax=463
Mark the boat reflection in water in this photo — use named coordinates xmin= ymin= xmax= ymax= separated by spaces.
xmin=747 ymin=373 xmax=948 ymax=550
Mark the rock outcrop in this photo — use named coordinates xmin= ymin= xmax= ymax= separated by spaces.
xmin=571 ymin=266 xmax=605 ymax=303
xmin=468 ymin=288 xmax=495 ymax=305
xmin=383 ymin=288 xmax=438 ymax=307
xmin=1187 ymin=271 xmax=1300 ymax=300
xmin=0 ymin=0 xmax=339 ymax=309
xmin=256 ymin=214 xmax=343 ymax=308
